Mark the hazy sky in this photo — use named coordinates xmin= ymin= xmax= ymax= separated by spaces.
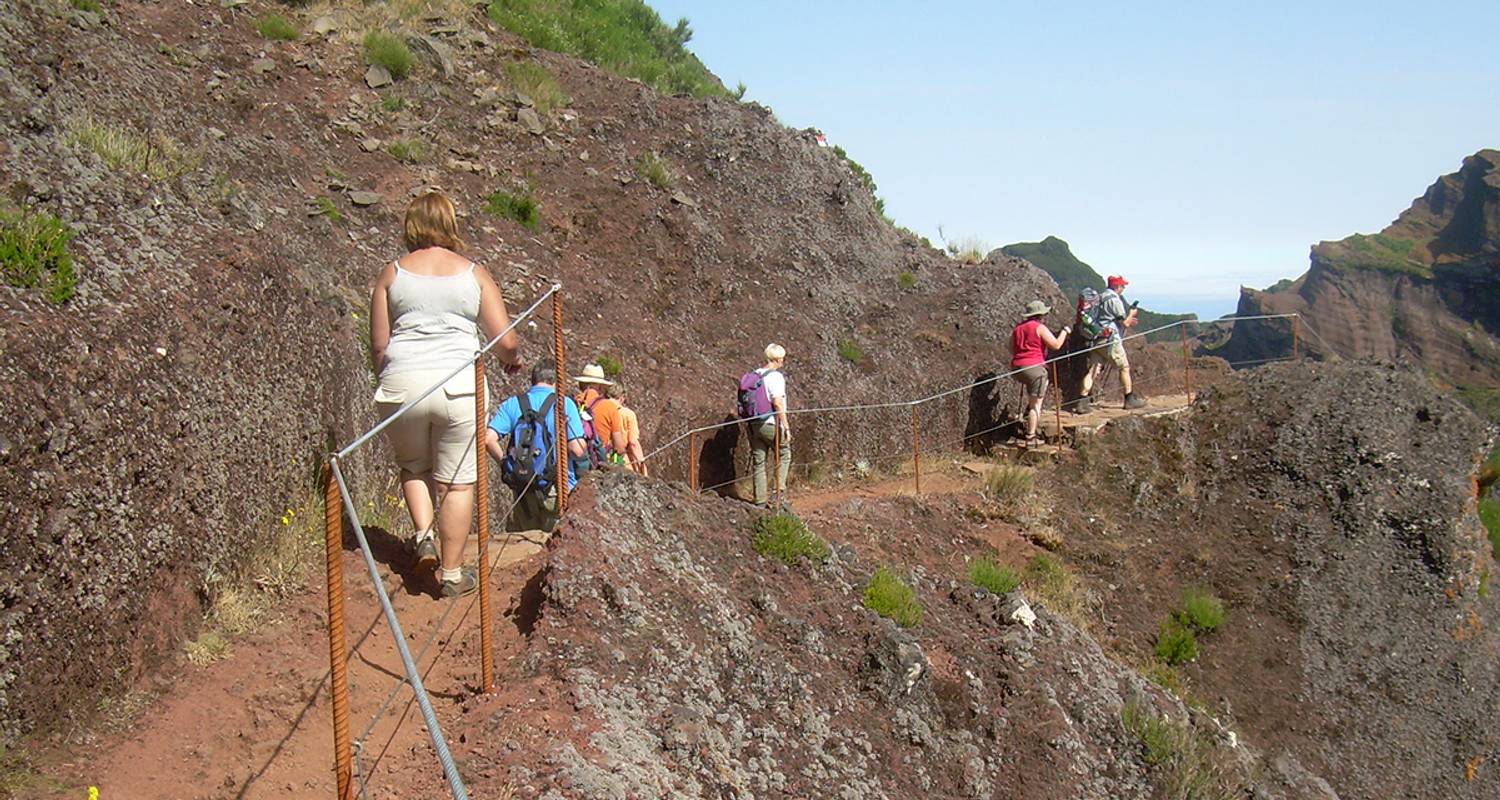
xmin=651 ymin=0 xmax=1499 ymax=317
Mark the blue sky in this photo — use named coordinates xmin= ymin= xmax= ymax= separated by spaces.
xmin=651 ymin=0 xmax=1499 ymax=317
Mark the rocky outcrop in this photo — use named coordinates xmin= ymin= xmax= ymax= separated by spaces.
xmin=1219 ymin=150 xmax=1500 ymax=386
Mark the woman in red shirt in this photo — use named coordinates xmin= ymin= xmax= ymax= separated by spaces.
xmin=1010 ymin=300 xmax=1070 ymax=445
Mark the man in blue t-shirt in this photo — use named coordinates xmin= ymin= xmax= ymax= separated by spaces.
xmin=484 ymin=358 xmax=588 ymax=533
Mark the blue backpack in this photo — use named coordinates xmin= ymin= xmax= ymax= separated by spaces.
xmin=501 ymin=393 xmax=556 ymax=494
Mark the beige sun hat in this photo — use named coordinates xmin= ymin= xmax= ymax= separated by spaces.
xmin=1023 ymin=300 xmax=1051 ymax=317
xmin=574 ymin=363 xmax=614 ymax=386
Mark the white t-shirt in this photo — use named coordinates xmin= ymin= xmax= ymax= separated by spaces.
xmin=758 ymin=367 xmax=786 ymax=403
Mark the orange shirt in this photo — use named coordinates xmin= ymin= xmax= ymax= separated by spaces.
xmin=577 ymin=388 xmax=624 ymax=451
xmin=618 ymin=406 xmax=640 ymax=444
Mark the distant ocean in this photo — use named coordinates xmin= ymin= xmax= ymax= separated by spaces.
xmin=1144 ymin=294 xmax=1241 ymax=321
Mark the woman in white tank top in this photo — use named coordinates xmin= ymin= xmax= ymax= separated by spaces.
xmin=368 ymin=192 xmax=523 ymax=597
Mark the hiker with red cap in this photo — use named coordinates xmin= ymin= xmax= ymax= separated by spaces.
xmin=1079 ymin=275 xmax=1145 ymax=411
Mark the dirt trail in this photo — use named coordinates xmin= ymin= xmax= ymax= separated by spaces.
xmin=49 ymin=398 xmax=1190 ymax=799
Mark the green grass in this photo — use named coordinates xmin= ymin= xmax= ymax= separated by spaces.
xmin=70 ymin=0 xmax=101 ymax=10
xmin=752 ymin=512 xmax=829 ymax=566
xmin=1315 ymin=232 xmax=1426 ymax=276
xmin=1121 ymin=701 xmax=1245 ymax=799
xmin=1023 ymin=553 xmax=1089 ymax=626
xmin=1456 ymin=386 xmax=1500 ymax=424
xmin=1 ymin=207 xmax=77 ymax=303
xmin=312 ymin=196 xmax=343 ymax=224
xmin=1481 ymin=495 xmax=1499 ymax=561
xmin=968 ymin=556 xmax=1021 ymax=596
xmin=66 ymin=115 xmax=196 ymax=181
xmin=504 ymin=60 xmax=569 ymax=114
xmin=984 ymin=463 xmax=1034 ymax=507
xmin=864 ymin=567 xmax=922 ymax=627
xmin=831 ymin=144 xmax=877 ymax=195
xmin=380 ymin=95 xmax=407 ymax=113
xmin=946 ymin=234 xmax=988 ymax=264
xmin=1155 ymin=621 xmax=1199 ymax=665
xmin=897 ymin=270 xmax=917 ymax=290
xmin=486 ymin=0 xmax=730 ymax=98
xmin=385 ymin=137 xmax=429 ymax=164
xmin=254 ymin=14 xmax=299 ymax=41
xmin=1174 ymin=588 xmax=1226 ymax=633
xmin=596 ymin=353 xmax=623 ymax=378
xmin=363 ymin=30 xmax=414 ymax=79
xmin=483 ymin=187 xmax=542 ymax=231
xmin=635 ymin=151 xmax=672 ymax=189
xmin=837 ymin=339 xmax=863 ymax=364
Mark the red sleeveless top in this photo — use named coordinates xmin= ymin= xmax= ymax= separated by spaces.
xmin=1011 ymin=319 xmax=1045 ymax=367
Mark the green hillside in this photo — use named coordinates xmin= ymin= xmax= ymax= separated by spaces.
xmin=1001 ymin=236 xmax=1198 ymax=343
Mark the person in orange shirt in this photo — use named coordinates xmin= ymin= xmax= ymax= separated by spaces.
xmin=573 ymin=364 xmax=627 ymax=465
xmin=605 ymin=381 xmax=648 ymax=476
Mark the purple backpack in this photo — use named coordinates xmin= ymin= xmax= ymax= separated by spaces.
xmin=737 ymin=369 xmax=779 ymax=420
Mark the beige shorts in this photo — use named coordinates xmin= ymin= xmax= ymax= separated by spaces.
xmin=374 ymin=368 xmax=482 ymax=484
xmin=1012 ymin=364 xmax=1048 ymax=397
xmin=1089 ymin=339 xmax=1129 ymax=370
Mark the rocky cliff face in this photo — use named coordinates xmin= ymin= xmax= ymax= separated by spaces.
xmin=0 ymin=1 xmax=1062 ymax=740
xmin=1219 ymin=150 xmax=1500 ymax=386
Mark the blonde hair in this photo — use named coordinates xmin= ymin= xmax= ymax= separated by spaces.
xmin=764 ymin=343 xmax=786 ymax=361
xmin=403 ymin=192 xmax=465 ymax=252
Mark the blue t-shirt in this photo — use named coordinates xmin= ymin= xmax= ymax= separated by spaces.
xmin=488 ymin=386 xmax=586 ymax=489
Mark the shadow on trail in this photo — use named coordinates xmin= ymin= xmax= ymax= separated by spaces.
xmin=350 ymin=522 xmax=433 ymax=598
xmin=965 ymin=370 xmax=1022 ymax=455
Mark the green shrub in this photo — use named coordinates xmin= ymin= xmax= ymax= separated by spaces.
xmin=483 ymin=188 xmax=541 ymax=231
xmin=380 ymin=95 xmax=407 ymax=113
xmin=897 ymin=270 xmax=917 ymax=290
xmin=254 ymin=14 xmax=299 ymax=41
xmin=968 ymin=557 xmax=1020 ymax=595
xmin=486 ymin=0 xmax=730 ymax=98
xmin=984 ymin=463 xmax=1033 ymax=506
xmin=752 ymin=512 xmax=829 ymax=566
xmin=947 ymin=235 xmax=989 ymax=264
xmin=831 ymin=145 xmax=877 ymax=195
xmin=504 ymin=60 xmax=569 ymax=114
xmin=363 ymin=30 xmax=414 ymax=79
xmin=864 ymin=567 xmax=922 ymax=627
xmin=1155 ymin=621 xmax=1199 ymax=665
xmin=385 ymin=138 xmax=429 ymax=164
xmin=1 ymin=208 xmax=77 ymax=303
xmin=312 ymin=196 xmax=343 ymax=224
xmin=1481 ymin=495 xmax=1500 ymax=560
xmin=71 ymin=0 xmax=101 ymax=11
xmin=1023 ymin=553 xmax=1088 ymax=625
xmin=1174 ymin=588 xmax=1226 ymax=633
xmin=635 ymin=151 xmax=672 ymax=189
xmin=596 ymin=353 xmax=623 ymax=378
xmin=837 ymin=339 xmax=863 ymax=364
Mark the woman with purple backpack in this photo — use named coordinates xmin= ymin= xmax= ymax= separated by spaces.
xmin=738 ymin=343 xmax=791 ymax=506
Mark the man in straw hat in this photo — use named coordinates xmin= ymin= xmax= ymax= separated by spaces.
xmin=574 ymin=363 xmax=627 ymax=466
xmin=1010 ymin=300 xmax=1071 ymax=446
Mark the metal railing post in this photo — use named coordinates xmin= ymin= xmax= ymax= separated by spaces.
xmin=553 ymin=290 xmax=567 ymax=515
xmin=323 ymin=463 xmax=353 ymax=800
xmin=473 ymin=361 xmax=494 ymax=693
xmin=910 ymin=404 xmax=921 ymax=494
xmin=688 ymin=431 xmax=698 ymax=492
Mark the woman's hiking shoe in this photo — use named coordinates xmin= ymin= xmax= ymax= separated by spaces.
xmin=1123 ymin=392 xmax=1146 ymax=410
xmin=412 ymin=535 xmax=439 ymax=572
xmin=439 ymin=566 xmax=478 ymax=598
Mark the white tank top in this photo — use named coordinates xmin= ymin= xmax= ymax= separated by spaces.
xmin=380 ymin=261 xmax=482 ymax=381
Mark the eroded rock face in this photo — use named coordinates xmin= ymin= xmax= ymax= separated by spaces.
xmin=1222 ymin=149 xmax=1500 ymax=385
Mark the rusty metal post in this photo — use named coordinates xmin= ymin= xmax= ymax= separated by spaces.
xmin=473 ymin=361 xmax=494 ymax=693
xmin=1050 ymin=361 xmax=1062 ymax=442
xmin=323 ymin=462 xmax=353 ymax=800
xmin=1292 ymin=315 xmax=1301 ymax=360
xmin=910 ymin=404 xmax=921 ymax=494
xmin=688 ymin=431 xmax=699 ymax=492
xmin=553 ymin=290 xmax=567 ymax=516
xmin=1180 ymin=324 xmax=1192 ymax=403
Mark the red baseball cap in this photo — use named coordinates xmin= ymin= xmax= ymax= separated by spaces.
xmin=1107 ymin=275 xmax=1129 ymax=289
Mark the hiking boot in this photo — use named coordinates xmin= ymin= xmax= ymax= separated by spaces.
xmin=1073 ymin=395 xmax=1093 ymax=415
xmin=412 ymin=535 xmax=439 ymax=572
xmin=1123 ymin=392 xmax=1146 ymax=410
xmin=438 ymin=566 xmax=478 ymax=598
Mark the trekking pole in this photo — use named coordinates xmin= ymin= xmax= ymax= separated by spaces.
xmin=322 ymin=462 xmax=353 ymax=800
xmin=553 ymin=290 xmax=567 ymax=515
xmin=473 ymin=360 xmax=494 ymax=693
xmin=687 ymin=431 xmax=699 ymax=492
xmin=910 ymin=403 xmax=921 ymax=495
xmin=1292 ymin=315 xmax=1301 ymax=360
xmin=1180 ymin=324 xmax=1192 ymax=403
